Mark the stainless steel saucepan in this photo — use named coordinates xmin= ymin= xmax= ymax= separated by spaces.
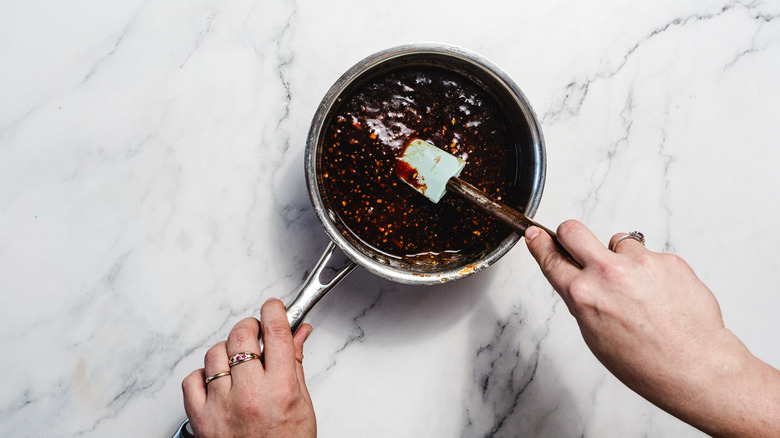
xmin=171 ymin=42 xmax=546 ymax=437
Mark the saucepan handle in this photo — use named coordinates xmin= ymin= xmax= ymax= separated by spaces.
xmin=281 ymin=241 xmax=357 ymax=346
xmin=170 ymin=241 xmax=356 ymax=438
xmin=170 ymin=419 xmax=195 ymax=438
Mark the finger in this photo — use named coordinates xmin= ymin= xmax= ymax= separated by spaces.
xmin=182 ymin=368 xmax=207 ymax=416
xmin=555 ymin=220 xmax=611 ymax=266
xmin=292 ymin=323 xmax=313 ymax=402
xmin=292 ymin=323 xmax=312 ymax=366
xmin=225 ymin=317 xmax=264 ymax=385
xmin=609 ymin=232 xmax=648 ymax=255
xmin=525 ymin=225 xmax=579 ymax=292
xmin=260 ymin=298 xmax=297 ymax=380
xmin=203 ymin=341 xmax=232 ymax=393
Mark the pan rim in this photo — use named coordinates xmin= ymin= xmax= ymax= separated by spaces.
xmin=304 ymin=42 xmax=546 ymax=285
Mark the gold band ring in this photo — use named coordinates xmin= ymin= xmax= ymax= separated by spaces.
xmin=229 ymin=352 xmax=260 ymax=367
xmin=205 ymin=371 xmax=231 ymax=384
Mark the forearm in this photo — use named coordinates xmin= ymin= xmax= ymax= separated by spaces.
xmin=633 ymin=330 xmax=780 ymax=438
xmin=523 ymin=223 xmax=780 ymax=437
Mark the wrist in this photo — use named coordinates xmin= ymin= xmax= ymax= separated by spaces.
xmin=662 ymin=328 xmax=779 ymax=437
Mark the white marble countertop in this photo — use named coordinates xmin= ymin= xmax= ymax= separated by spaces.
xmin=3 ymin=1 xmax=780 ymax=436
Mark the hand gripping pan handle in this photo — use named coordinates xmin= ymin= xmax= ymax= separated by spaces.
xmin=170 ymin=241 xmax=356 ymax=438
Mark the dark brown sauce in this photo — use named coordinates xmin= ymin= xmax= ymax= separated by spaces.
xmin=320 ymin=66 xmax=519 ymax=266
xmin=394 ymin=155 xmax=424 ymax=191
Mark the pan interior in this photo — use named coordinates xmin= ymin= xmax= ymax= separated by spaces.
xmin=308 ymin=47 xmax=544 ymax=283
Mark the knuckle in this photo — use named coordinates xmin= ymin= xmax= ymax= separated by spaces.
xmin=658 ymin=252 xmax=691 ymax=276
xmin=204 ymin=345 xmax=225 ymax=366
xmin=557 ymin=219 xmax=580 ymax=238
xmin=262 ymin=298 xmax=285 ymax=313
xmin=181 ymin=374 xmax=194 ymax=392
xmin=568 ymin=276 xmax=591 ymax=300
xmin=634 ymin=252 xmax=655 ymax=269
xmin=599 ymin=260 xmax=628 ymax=283
xmin=227 ymin=326 xmax=256 ymax=347
xmin=663 ymin=253 xmax=687 ymax=268
xmin=567 ymin=277 xmax=597 ymax=312
xmin=238 ymin=316 xmax=260 ymax=329
xmin=263 ymin=320 xmax=292 ymax=340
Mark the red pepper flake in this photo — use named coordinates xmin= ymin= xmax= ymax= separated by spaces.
xmin=319 ymin=67 xmax=518 ymax=264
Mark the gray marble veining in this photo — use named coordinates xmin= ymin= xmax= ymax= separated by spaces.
xmin=2 ymin=1 xmax=779 ymax=436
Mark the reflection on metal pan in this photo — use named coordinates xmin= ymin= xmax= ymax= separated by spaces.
xmin=306 ymin=43 xmax=546 ymax=285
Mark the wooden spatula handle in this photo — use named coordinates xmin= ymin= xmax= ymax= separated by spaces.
xmin=446 ymin=178 xmax=579 ymax=266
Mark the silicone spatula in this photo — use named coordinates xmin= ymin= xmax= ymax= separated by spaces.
xmin=396 ymin=138 xmax=576 ymax=264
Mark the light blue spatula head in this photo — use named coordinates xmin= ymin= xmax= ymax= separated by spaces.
xmin=396 ymin=139 xmax=466 ymax=203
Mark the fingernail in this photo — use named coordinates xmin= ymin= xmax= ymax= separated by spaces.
xmin=525 ymin=226 xmax=541 ymax=240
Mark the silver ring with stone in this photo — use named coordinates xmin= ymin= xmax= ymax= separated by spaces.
xmin=610 ymin=231 xmax=645 ymax=252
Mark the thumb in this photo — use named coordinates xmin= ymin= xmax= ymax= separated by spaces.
xmin=525 ymin=226 xmax=578 ymax=291
xmin=292 ymin=323 xmax=313 ymax=400
xmin=292 ymin=323 xmax=312 ymax=365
